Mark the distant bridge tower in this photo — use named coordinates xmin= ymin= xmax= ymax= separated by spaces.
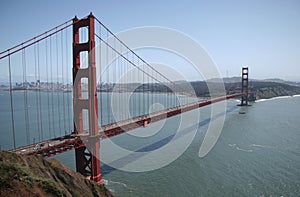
xmin=73 ymin=13 xmax=102 ymax=183
xmin=241 ymin=67 xmax=249 ymax=106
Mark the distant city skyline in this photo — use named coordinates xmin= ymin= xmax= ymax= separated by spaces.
xmin=1 ymin=0 xmax=300 ymax=81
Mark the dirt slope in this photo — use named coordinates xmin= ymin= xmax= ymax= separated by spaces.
xmin=0 ymin=151 xmax=114 ymax=197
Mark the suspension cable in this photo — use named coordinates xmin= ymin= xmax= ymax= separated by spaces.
xmin=95 ymin=17 xmax=177 ymax=86
xmin=0 ymin=20 xmax=75 ymax=60
xmin=0 ymin=19 xmax=72 ymax=56
xmin=95 ymin=34 xmax=166 ymax=85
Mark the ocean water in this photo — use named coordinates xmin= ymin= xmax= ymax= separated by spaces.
xmin=1 ymin=92 xmax=300 ymax=196
xmin=97 ymin=96 xmax=300 ymax=196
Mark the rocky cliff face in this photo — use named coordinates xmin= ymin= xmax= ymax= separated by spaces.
xmin=0 ymin=151 xmax=114 ymax=197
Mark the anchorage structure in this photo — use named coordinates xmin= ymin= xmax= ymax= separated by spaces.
xmin=241 ymin=67 xmax=249 ymax=106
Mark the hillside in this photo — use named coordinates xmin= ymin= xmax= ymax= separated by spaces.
xmin=0 ymin=151 xmax=114 ymax=197
xmin=169 ymin=80 xmax=300 ymax=99
xmin=2 ymin=77 xmax=300 ymax=100
xmin=224 ymin=81 xmax=300 ymax=99
xmin=104 ymin=78 xmax=300 ymax=100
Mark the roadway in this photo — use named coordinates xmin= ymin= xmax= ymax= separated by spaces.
xmin=10 ymin=93 xmax=245 ymax=157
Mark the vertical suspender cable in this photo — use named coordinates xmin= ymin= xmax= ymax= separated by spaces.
xmin=119 ymin=51 xmax=121 ymax=119
xmin=119 ymin=46 xmax=122 ymax=120
xmin=126 ymin=51 xmax=130 ymax=119
xmin=50 ymin=36 xmax=55 ymax=137
xmin=8 ymin=54 xmax=16 ymax=149
xmin=134 ymin=55 xmax=138 ymax=116
xmin=113 ymin=37 xmax=116 ymax=122
xmin=56 ymin=30 xmax=62 ymax=136
xmin=46 ymin=35 xmax=52 ymax=139
xmin=139 ymin=58 xmax=141 ymax=115
xmin=115 ymin=44 xmax=118 ymax=120
xmin=137 ymin=54 xmax=141 ymax=116
xmin=22 ymin=48 xmax=30 ymax=145
xmin=142 ymin=59 xmax=145 ymax=114
xmin=151 ymin=64 xmax=154 ymax=108
xmin=155 ymin=67 xmax=157 ymax=107
xmin=61 ymin=31 xmax=66 ymax=135
xmin=34 ymin=43 xmax=41 ymax=142
xmin=147 ymin=63 xmax=149 ymax=113
xmin=167 ymin=83 xmax=169 ymax=109
xmin=166 ymin=81 xmax=168 ymax=109
xmin=135 ymin=56 xmax=138 ymax=116
xmin=117 ymin=40 xmax=121 ymax=121
xmin=65 ymin=27 xmax=71 ymax=133
xmin=106 ymin=30 xmax=110 ymax=124
xmin=122 ymin=45 xmax=125 ymax=120
xmin=37 ymin=42 xmax=43 ymax=140
xmin=128 ymin=52 xmax=131 ymax=118
xmin=125 ymin=47 xmax=128 ymax=120
xmin=118 ymin=40 xmax=121 ymax=120
xmin=99 ymin=26 xmax=103 ymax=126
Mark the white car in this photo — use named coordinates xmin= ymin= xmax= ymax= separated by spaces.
xmin=33 ymin=145 xmax=40 ymax=150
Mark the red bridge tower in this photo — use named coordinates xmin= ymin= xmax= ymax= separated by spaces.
xmin=72 ymin=13 xmax=102 ymax=183
xmin=241 ymin=67 xmax=249 ymax=106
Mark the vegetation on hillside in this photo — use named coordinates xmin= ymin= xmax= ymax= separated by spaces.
xmin=145 ymin=80 xmax=300 ymax=100
xmin=224 ymin=81 xmax=300 ymax=99
xmin=0 ymin=151 xmax=113 ymax=197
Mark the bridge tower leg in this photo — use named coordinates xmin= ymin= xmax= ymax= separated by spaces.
xmin=241 ymin=67 xmax=249 ymax=106
xmin=72 ymin=13 xmax=102 ymax=183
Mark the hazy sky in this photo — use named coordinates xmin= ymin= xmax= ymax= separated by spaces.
xmin=1 ymin=0 xmax=300 ymax=80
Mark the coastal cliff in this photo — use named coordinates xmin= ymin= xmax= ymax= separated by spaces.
xmin=0 ymin=151 xmax=113 ymax=197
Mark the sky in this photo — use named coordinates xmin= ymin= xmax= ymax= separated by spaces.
xmin=0 ymin=0 xmax=300 ymax=81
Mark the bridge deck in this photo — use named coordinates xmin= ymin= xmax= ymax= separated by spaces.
xmin=10 ymin=93 xmax=245 ymax=157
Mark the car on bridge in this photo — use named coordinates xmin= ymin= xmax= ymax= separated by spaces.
xmin=33 ymin=143 xmax=45 ymax=150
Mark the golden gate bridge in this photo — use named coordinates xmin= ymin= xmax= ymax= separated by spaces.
xmin=0 ymin=13 xmax=251 ymax=183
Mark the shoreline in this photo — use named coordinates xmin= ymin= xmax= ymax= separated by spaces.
xmin=255 ymin=94 xmax=300 ymax=103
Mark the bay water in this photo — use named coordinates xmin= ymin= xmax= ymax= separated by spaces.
xmin=1 ymin=91 xmax=299 ymax=196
